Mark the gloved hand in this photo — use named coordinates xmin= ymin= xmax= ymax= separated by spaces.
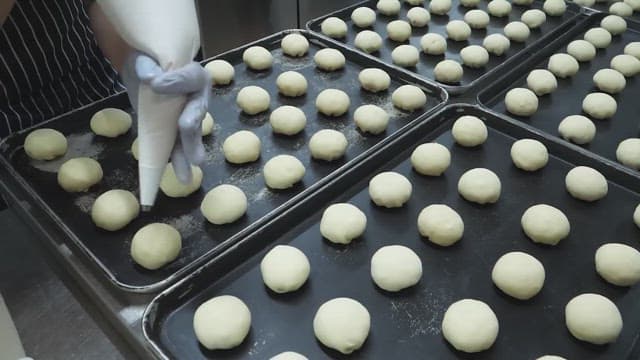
xmin=120 ymin=51 xmax=211 ymax=183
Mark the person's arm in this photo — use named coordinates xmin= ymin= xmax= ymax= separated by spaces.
xmin=86 ymin=1 xmax=131 ymax=71
xmin=0 ymin=0 xmax=16 ymax=25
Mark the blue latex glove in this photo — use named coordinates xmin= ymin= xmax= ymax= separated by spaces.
xmin=121 ymin=52 xmax=211 ymax=184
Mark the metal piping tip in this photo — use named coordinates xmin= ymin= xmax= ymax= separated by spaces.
xmin=141 ymin=205 xmax=153 ymax=212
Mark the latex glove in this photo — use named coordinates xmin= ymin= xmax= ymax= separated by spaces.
xmin=121 ymin=52 xmax=211 ymax=183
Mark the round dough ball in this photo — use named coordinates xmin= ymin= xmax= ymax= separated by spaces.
xmin=634 ymin=204 xmax=640 ymax=228
xmin=223 ymin=130 xmax=261 ymax=164
xmin=354 ymin=104 xmax=389 ymax=135
xmin=359 ymin=68 xmax=391 ymax=92
xmin=521 ymin=9 xmax=546 ymax=29
xmin=593 ymin=68 xmax=626 ymax=94
xmin=321 ymin=17 xmax=348 ymax=38
xmin=351 ymin=6 xmax=377 ymax=28
xmin=610 ymin=54 xmax=640 ymax=76
xmin=269 ymin=105 xmax=307 ymax=135
xmin=521 ymin=204 xmax=570 ymax=245
xmin=236 ymin=86 xmax=270 ymax=115
xmin=461 ymin=0 xmax=482 ymax=7
xmin=537 ymin=356 xmax=566 ymax=360
xmin=543 ymin=0 xmax=566 ymax=16
xmin=504 ymin=21 xmax=531 ymax=42
xmin=313 ymin=298 xmax=370 ymax=354
xmin=276 ymin=71 xmax=308 ymax=97
xmin=430 ymin=0 xmax=453 ymax=15
xmin=547 ymin=53 xmax=579 ymax=78
xmin=387 ymin=20 xmax=412 ymax=42
xmin=610 ymin=2 xmax=633 ymax=17
xmin=558 ymin=115 xmax=596 ymax=145
xmin=57 ymin=157 xmax=103 ymax=192
xmin=202 ymin=112 xmax=214 ymax=136
xmin=407 ymin=7 xmax=431 ymax=27
xmin=624 ymin=42 xmax=640 ymax=59
xmin=616 ymin=138 xmax=640 ymax=169
xmin=441 ymin=299 xmax=499 ymax=353
xmin=567 ymin=40 xmax=596 ymax=62
xmin=130 ymin=223 xmax=181 ymax=270
xmin=309 ymin=129 xmax=348 ymax=161
xmin=584 ymin=27 xmax=612 ymax=49
xmin=565 ymin=293 xmax=622 ymax=345
xmin=434 ymin=60 xmax=464 ymax=83
xmin=371 ymin=245 xmax=422 ymax=291
xmin=420 ymin=33 xmax=447 ymax=55
xmin=392 ymin=84 xmax=427 ymax=110
xmin=511 ymin=139 xmax=548 ymax=171
xmin=91 ymin=189 xmax=139 ymax=231
xmin=601 ymin=15 xmax=627 ymax=36
xmin=527 ymin=69 xmax=558 ymax=96
xmin=260 ymin=245 xmax=310 ymax=293
xmin=464 ymin=9 xmax=490 ymax=29
xmin=488 ymin=0 xmax=512 ymax=17
xmin=446 ymin=20 xmax=472 ymax=41
xmin=483 ymin=34 xmax=511 ymax=56
xmin=316 ymin=89 xmax=350 ymax=116
xmin=505 ymin=88 xmax=539 ymax=116
xmin=264 ymin=155 xmax=305 ymax=189
xmin=320 ymin=203 xmax=367 ymax=244
xmin=411 ymin=143 xmax=451 ymax=176
xmin=201 ymin=184 xmax=248 ymax=225
xmin=205 ymin=59 xmax=235 ymax=85
xmin=596 ymin=243 xmax=640 ymax=286
xmin=90 ymin=108 xmax=131 ymax=138
xmin=160 ymin=163 xmax=203 ymax=197
xmin=460 ymin=45 xmax=489 ymax=68
xmin=457 ymin=168 xmax=501 ymax=204
xmin=355 ymin=30 xmax=383 ymax=53
xmin=391 ymin=44 xmax=420 ymax=67
xmin=452 ymin=115 xmax=488 ymax=147
xmin=573 ymin=0 xmax=595 ymax=6
xmin=270 ymin=352 xmax=308 ymax=360
xmin=281 ymin=33 xmax=309 ymax=57
xmin=314 ymin=48 xmax=346 ymax=71
xmin=582 ymin=92 xmax=617 ymax=119
xmin=368 ymin=171 xmax=412 ymax=208
xmin=377 ymin=0 xmax=402 ymax=16
xmin=565 ymin=166 xmax=608 ymax=201
xmin=242 ymin=46 xmax=273 ymax=70
xmin=417 ymin=204 xmax=464 ymax=246
xmin=492 ymin=252 xmax=545 ymax=300
xmin=626 ymin=0 xmax=640 ymax=10
xmin=131 ymin=137 xmax=139 ymax=160
xmin=193 ymin=295 xmax=251 ymax=350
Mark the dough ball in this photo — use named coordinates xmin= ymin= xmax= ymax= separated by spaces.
xmin=242 ymin=46 xmax=273 ymax=70
xmin=359 ymin=68 xmax=391 ymax=92
xmin=130 ymin=223 xmax=181 ymax=270
xmin=505 ymin=87 xmax=539 ymax=116
xmin=446 ymin=20 xmax=472 ymax=41
xmin=626 ymin=0 xmax=640 ymax=10
xmin=355 ymin=30 xmax=383 ymax=53
xmin=547 ymin=53 xmax=579 ymax=78
xmin=270 ymin=352 xmax=308 ymax=360
xmin=616 ymin=138 xmax=640 ymax=169
xmin=441 ymin=299 xmax=499 ymax=353
xmin=193 ymin=295 xmax=251 ymax=350
xmin=417 ymin=204 xmax=464 ymax=246
xmin=593 ymin=68 xmax=626 ymax=94
xmin=461 ymin=0 xmax=482 ymax=7
xmin=205 ymin=59 xmax=234 ymax=85
xmin=276 ymin=71 xmax=308 ymax=97
xmin=270 ymin=106 xmax=307 ymax=135
xmin=492 ymin=252 xmax=545 ymax=300
xmin=521 ymin=204 xmax=570 ymax=245
xmin=407 ymin=7 xmax=431 ymax=27
xmin=131 ymin=137 xmax=139 ymax=160
xmin=511 ymin=139 xmax=548 ymax=171
xmin=202 ymin=112 xmax=214 ymax=136
xmin=521 ymin=9 xmax=546 ymax=29
xmin=537 ymin=356 xmax=566 ymax=360
xmin=624 ymin=42 xmax=640 ymax=59
xmin=57 ymin=157 xmax=102 ymax=192
xmin=504 ymin=21 xmax=531 ymax=42
xmin=452 ymin=115 xmax=488 ymax=147
xmin=313 ymin=298 xmax=370 ymax=354
xmin=483 ymin=34 xmax=511 ymax=56
xmin=566 ymin=40 xmax=596 ymax=62
xmin=391 ymin=44 xmax=420 ymax=67
xmin=351 ymin=6 xmax=377 ymax=28
xmin=370 ymin=245 xmax=422 ymax=291
xmin=582 ymin=92 xmax=617 ymax=119
xmin=314 ymin=48 xmax=346 ymax=71
xmin=464 ymin=9 xmax=490 ymax=29
xmin=565 ymin=293 xmax=622 ymax=345
xmin=430 ymin=0 xmax=453 ymax=15
xmin=601 ymin=15 xmax=627 ymax=35
xmin=457 ymin=168 xmax=501 ymax=204
xmin=584 ymin=27 xmax=612 ymax=49
xmin=316 ymin=89 xmax=350 ymax=116
xmin=565 ymin=166 xmax=608 ymax=201
xmin=281 ymin=33 xmax=309 ymax=57
xmin=200 ymin=184 xmax=247 ymax=225
xmin=573 ymin=0 xmax=595 ymax=6
xmin=527 ymin=69 xmax=558 ymax=96
xmin=487 ymin=0 xmax=512 ymax=17
xmin=90 ymin=108 xmax=131 ymax=138
xmin=392 ymin=84 xmax=427 ymax=110
xmin=321 ymin=17 xmax=348 ymax=38
xmin=91 ymin=189 xmax=139 ymax=231
xmin=634 ymin=204 xmax=640 ymax=228
xmin=377 ymin=0 xmax=402 ymax=16
xmin=309 ymin=129 xmax=348 ymax=161
xmin=263 ymin=155 xmax=305 ymax=189
xmin=558 ymin=115 xmax=596 ymax=145
xmin=420 ymin=33 xmax=448 ymax=55
xmin=596 ymin=243 xmax=640 ymax=286
xmin=223 ymin=130 xmax=261 ymax=164
xmin=260 ymin=245 xmax=310 ymax=293
xmin=387 ymin=20 xmax=412 ymax=42
xmin=320 ymin=203 xmax=367 ymax=244
xmin=368 ymin=171 xmax=412 ymax=208
xmin=610 ymin=2 xmax=633 ymax=16
xmin=354 ymin=104 xmax=389 ymax=134
xmin=610 ymin=54 xmax=640 ymax=76
xmin=236 ymin=85 xmax=270 ymax=115
xmin=160 ymin=163 xmax=203 ymax=198
xmin=460 ymin=45 xmax=489 ymax=69
xmin=434 ymin=59 xmax=464 ymax=83
xmin=543 ymin=0 xmax=566 ymax=16
xmin=411 ymin=143 xmax=451 ymax=176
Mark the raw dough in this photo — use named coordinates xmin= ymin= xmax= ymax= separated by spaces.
xmin=202 ymin=112 xmax=214 ymax=136
xmin=521 ymin=204 xmax=570 ymax=245
xmin=596 ymin=243 xmax=640 ymax=286
xmin=521 ymin=9 xmax=546 ymax=29
xmin=460 ymin=45 xmax=489 ymax=68
xmin=57 ymin=157 xmax=103 ymax=192
xmin=368 ymin=171 xmax=412 ymax=208
xmin=582 ymin=92 xmax=617 ymax=119
xmin=593 ymin=68 xmax=626 ymax=94
xmin=242 ymin=46 xmax=273 ymax=70
xmin=407 ymin=7 xmax=431 ymax=27
xmin=610 ymin=54 xmax=640 ymax=76
xmin=636 ymin=205 xmax=640 ymax=228
xmin=610 ymin=2 xmax=633 ymax=17
xmin=488 ymin=0 xmax=512 ymax=17
xmin=492 ymin=252 xmax=545 ymax=300
xmin=461 ymin=0 xmax=482 ymax=7
xmin=567 ymin=40 xmax=596 ymax=62
xmin=193 ymin=295 xmax=251 ymax=350
xmin=281 ymin=33 xmax=309 ymax=57
xmin=205 ymin=59 xmax=234 ymax=85
xmin=90 ymin=108 xmax=131 ymax=138
xmin=354 ymin=104 xmax=389 ymax=134
xmin=270 ymin=106 xmax=307 ymax=135
xmin=201 ymin=184 xmax=248 ymax=224
xmin=316 ymin=89 xmax=350 ymax=116
xmin=626 ymin=0 xmax=640 ymax=10
xmin=392 ymin=84 xmax=427 ymax=110
xmin=464 ymin=9 xmax=490 ymax=29
xmin=417 ymin=204 xmax=464 ymax=246
xmin=276 ymin=71 xmax=308 ymax=97
xmin=547 ymin=53 xmax=579 ymax=78
xmin=351 ymin=7 xmax=377 ymax=28
xmin=260 ymin=245 xmax=310 ymax=293
xmin=370 ymin=245 xmax=422 ymax=291
xmin=313 ymin=298 xmax=370 ymax=354
xmin=584 ymin=27 xmax=612 ymax=49
xmin=441 ymin=299 xmax=499 ymax=353
xmin=270 ymin=352 xmax=308 ymax=360
xmin=505 ymin=88 xmax=539 ymax=116
xmin=359 ymin=68 xmax=391 ymax=92
xmin=377 ymin=0 xmax=402 ymax=16
xmin=309 ymin=129 xmax=348 ymax=161
xmin=537 ymin=356 xmax=566 ymax=360
xmin=543 ymin=0 xmax=566 ymax=16
xmin=321 ymin=17 xmax=348 ymax=38
xmin=430 ymin=0 xmax=453 ymax=15
xmin=446 ymin=20 xmax=472 ymax=41
xmin=131 ymin=137 xmax=139 ymax=160
xmin=391 ymin=44 xmax=420 ymax=67
xmin=236 ymin=86 xmax=270 ymax=114
xmin=504 ymin=21 xmax=531 ymax=42
xmin=411 ymin=143 xmax=451 ymax=176
xmin=355 ymin=30 xmax=383 ymax=53
xmin=527 ymin=69 xmax=558 ymax=96
xmin=263 ymin=155 xmax=305 ymax=189
xmin=91 ymin=189 xmax=139 ymax=231
xmin=601 ymin=15 xmax=627 ymax=35
xmin=320 ymin=203 xmax=367 ymax=244
xmin=457 ymin=168 xmax=501 ymax=204
xmin=420 ymin=33 xmax=447 ymax=55
xmin=483 ymin=34 xmax=511 ymax=56
xmin=434 ymin=59 xmax=464 ymax=83
xmin=625 ymin=42 xmax=640 ymax=59
xmin=565 ymin=166 xmax=608 ymax=201
xmin=223 ymin=130 xmax=261 ymax=164
xmin=452 ymin=115 xmax=488 ymax=147
xmin=314 ymin=48 xmax=346 ymax=71
xmin=565 ymin=293 xmax=622 ymax=345
xmin=573 ymin=0 xmax=595 ymax=6
xmin=160 ymin=163 xmax=203 ymax=197
xmin=387 ymin=20 xmax=412 ymax=42
xmin=511 ymin=138 xmax=548 ymax=171
xmin=558 ymin=115 xmax=596 ymax=145
xmin=616 ymin=138 xmax=640 ymax=169
xmin=130 ymin=223 xmax=181 ymax=270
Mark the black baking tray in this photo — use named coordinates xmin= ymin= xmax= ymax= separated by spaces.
xmin=143 ymin=104 xmax=640 ymax=359
xmin=0 ymin=30 xmax=447 ymax=293
xmin=478 ymin=12 xmax=640 ymax=177
xmin=306 ymin=0 xmax=583 ymax=95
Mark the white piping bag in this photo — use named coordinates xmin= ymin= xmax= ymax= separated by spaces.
xmin=97 ymin=0 xmax=201 ymax=208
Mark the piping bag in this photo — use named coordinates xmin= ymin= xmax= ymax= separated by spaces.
xmin=97 ymin=0 xmax=201 ymax=209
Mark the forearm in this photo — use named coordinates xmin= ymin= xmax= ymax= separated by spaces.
xmin=87 ymin=1 xmax=130 ymax=72
xmin=0 ymin=0 xmax=16 ymax=25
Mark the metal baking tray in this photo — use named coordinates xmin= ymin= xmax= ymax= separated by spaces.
xmin=143 ymin=104 xmax=640 ymax=359
xmin=478 ymin=12 xmax=640 ymax=177
xmin=0 ymin=30 xmax=447 ymax=293
xmin=306 ymin=0 xmax=583 ymax=95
